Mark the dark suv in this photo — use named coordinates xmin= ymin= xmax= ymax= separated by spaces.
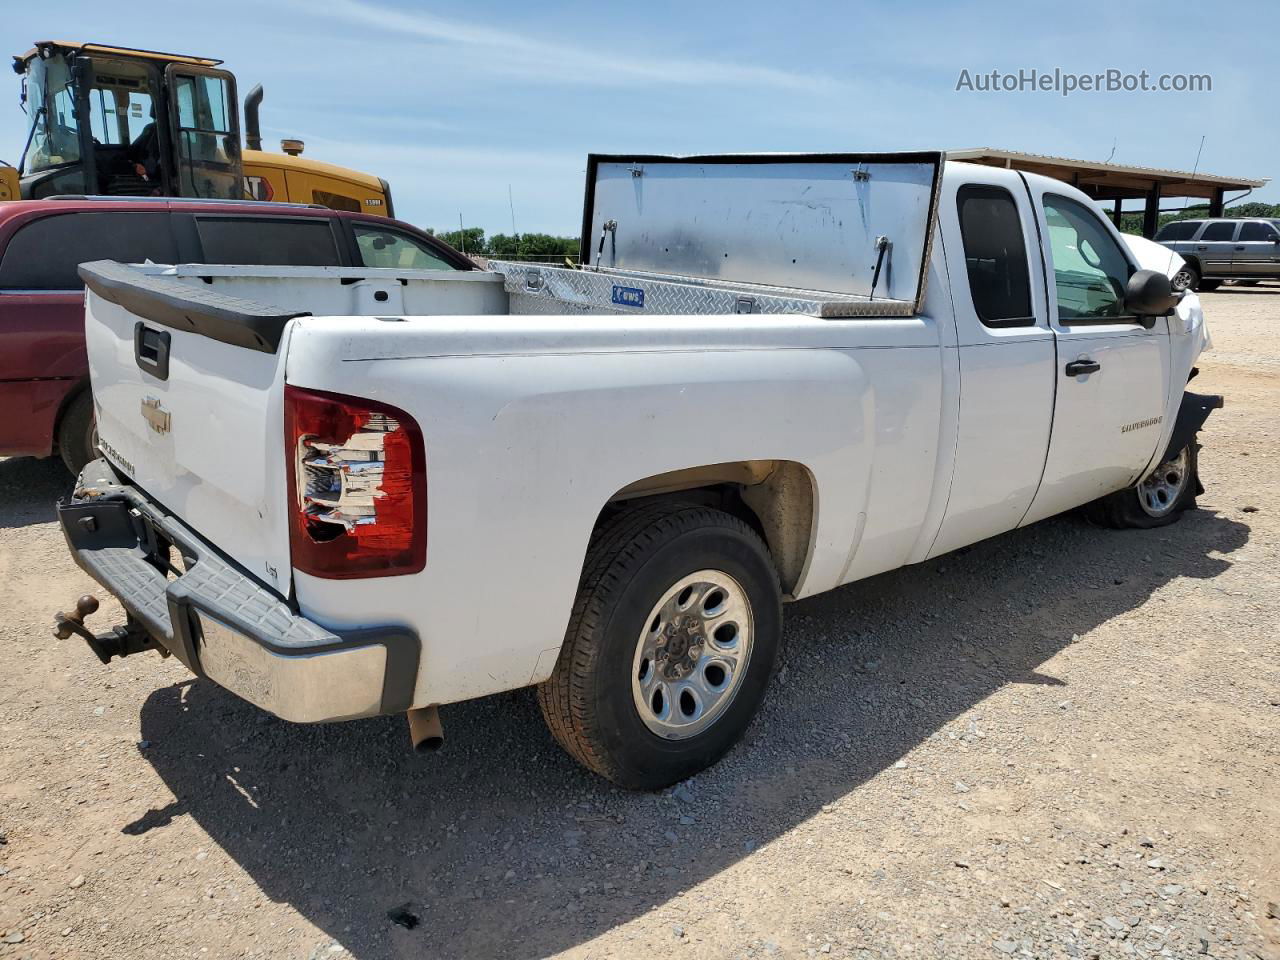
xmin=1156 ymin=217 xmax=1280 ymax=292
xmin=0 ymin=197 xmax=471 ymax=472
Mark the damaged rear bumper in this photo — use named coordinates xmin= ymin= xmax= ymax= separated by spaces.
xmin=57 ymin=458 xmax=419 ymax=723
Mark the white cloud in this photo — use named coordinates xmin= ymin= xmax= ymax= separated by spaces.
xmin=303 ymin=0 xmax=843 ymax=93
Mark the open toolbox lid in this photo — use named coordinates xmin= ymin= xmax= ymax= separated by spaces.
xmin=579 ymin=152 xmax=944 ymax=313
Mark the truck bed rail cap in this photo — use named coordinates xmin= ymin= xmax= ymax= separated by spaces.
xmin=77 ymin=260 xmax=311 ymax=354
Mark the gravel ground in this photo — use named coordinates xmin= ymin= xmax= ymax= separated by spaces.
xmin=1 ymin=288 xmax=1277 ymax=960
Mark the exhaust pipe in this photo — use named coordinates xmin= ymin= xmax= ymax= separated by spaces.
xmin=244 ymin=83 xmax=263 ymax=151
xmin=406 ymin=705 xmax=443 ymax=752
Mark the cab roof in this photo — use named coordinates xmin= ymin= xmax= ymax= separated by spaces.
xmin=15 ymin=41 xmax=221 ymax=68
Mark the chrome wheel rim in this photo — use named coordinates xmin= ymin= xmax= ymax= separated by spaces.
xmin=1171 ymin=268 xmax=1194 ymax=292
xmin=631 ymin=569 xmax=754 ymax=740
xmin=1137 ymin=447 xmax=1190 ymax=517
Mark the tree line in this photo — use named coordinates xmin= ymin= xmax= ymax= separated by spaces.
xmin=429 ymin=227 xmax=580 ymax=260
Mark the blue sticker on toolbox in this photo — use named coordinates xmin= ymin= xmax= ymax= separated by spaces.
xmin=611 ymin=285 xmax=645 ymax=308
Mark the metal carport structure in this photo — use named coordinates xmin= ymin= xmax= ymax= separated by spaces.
xmin=948 ymin=148 xmax=1269 ymax=238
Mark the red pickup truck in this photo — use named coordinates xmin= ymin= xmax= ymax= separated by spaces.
xmin=0 ymin=197 xmax=472 ymax=471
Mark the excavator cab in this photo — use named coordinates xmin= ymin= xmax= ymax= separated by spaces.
xmin=14 ymin=42 xmax=242 ymax=200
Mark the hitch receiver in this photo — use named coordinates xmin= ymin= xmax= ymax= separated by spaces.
xmin=53 ymin=595 xmax=165 ymax=665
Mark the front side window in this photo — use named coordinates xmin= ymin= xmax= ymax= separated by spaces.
xmin=1198 ymin=222 xmax=1236 ymax=242
xmin=171 ymin=71 xmax=238 ymax=198
xmin=22 ymin=54 xmax=81 ymax=173
xmin=354 ymin=224 xmax=459 ymax=270
xmin=956 ymin=185 xmax=1033 ymax=326
xmin=1239 ymin=222 xmax=1279 ymax=242
xmin=1043 ymin=195 xmax=1134 ymax=322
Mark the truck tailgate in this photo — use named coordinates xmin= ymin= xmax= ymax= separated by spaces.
xmin=79 ymin=261 xmax=306 ymax=598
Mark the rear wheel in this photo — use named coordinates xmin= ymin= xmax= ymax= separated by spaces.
xmin=538 ymin=503 xmax=782 ymax=789
xmin=57 ymin=390 xmax=98 ymax=476
xmin=1084 ymin=443 xmax=1198 ymax=529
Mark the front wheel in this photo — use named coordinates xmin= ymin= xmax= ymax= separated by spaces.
xmin=1084 ymin=443 xmax=1199 ymax=529
xmin=1171 ymin=263 xmax=1200 ymax=292
xmin=538 ymin=503 xmax=782 ymax=789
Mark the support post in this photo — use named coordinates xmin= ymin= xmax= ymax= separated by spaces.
xmin=1142 ymin=184 xmax=1162 ymax=239
xmin=1208 ymin=187 xmax=1224 ymax=218
xmin=1111 ymin=198 xmax=1123 ymax=228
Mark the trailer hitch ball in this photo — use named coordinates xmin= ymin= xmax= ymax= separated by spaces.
xmin=53 ymin=594 xmax=100 ymax=640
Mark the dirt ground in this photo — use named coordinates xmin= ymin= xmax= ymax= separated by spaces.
xmin=1 ymin=288 xmax=1277 ymax=960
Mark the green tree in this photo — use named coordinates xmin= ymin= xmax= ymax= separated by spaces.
xmin=482 ymin=232 xmax=580 ymax=261
xmin=486 ymin=233 xmax=522 ymax=257
xmin=436 ymin=227 xmax=487 ymax=256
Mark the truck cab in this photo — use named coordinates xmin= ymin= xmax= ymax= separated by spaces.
xmin=6 ymin=41 xmax=392 ymax=216
xmin=14 ymin=42 xmax=241 ymax=200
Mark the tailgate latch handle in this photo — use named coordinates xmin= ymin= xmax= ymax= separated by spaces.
xmin=134 ymin=322 xmax=172 ymax=381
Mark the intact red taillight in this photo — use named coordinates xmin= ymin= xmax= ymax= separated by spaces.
xmin=284 ymin=385 xmax=426 ymax=578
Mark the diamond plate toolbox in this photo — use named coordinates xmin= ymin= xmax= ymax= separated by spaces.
xmin=490 ymin=262 xmax=916 ymax=319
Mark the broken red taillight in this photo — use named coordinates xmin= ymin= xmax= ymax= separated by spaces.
xmin=284 ymin=385 xmax=426 ymax=579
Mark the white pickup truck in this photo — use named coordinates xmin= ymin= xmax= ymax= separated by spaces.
xmin=56 ymin=152 xmax=1220 ymax=789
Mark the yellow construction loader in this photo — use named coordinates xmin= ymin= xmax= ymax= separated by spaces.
xmin=2 ymin=41 xmax=393 ymax=215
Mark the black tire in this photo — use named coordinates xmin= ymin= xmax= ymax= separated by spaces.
xmin=1198 ymin=278 xmax=1223 ymax=292
xmin=57 ymin=390 xmax=98 ymax=476
xmin=1084 ymin=442 xmax=1199 ymax=529
xmin=538 ymin=502 xmax=782 ymax=789
xmin=1171 ymin=262 xmax=1200 ymax=293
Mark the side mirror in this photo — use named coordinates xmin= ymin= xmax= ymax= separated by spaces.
xmin=1125 ymin=269 xmax=1178 ymax=326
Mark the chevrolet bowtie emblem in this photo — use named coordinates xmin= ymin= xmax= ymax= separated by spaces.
xmin=141 ymin=396 xmax=171 ymax=435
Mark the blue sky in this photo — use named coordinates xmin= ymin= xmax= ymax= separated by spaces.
xmin=5 ymin=0 xmax=1276 ymax=235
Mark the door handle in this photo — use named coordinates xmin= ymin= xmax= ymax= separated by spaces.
xmin=1234 ymin=246 xmax=1245 ymax=251
xmin=1065 ymin=359 xmax=1100 ymax=377
xmin=1195 ymin=246 xmax=1207 ymax=251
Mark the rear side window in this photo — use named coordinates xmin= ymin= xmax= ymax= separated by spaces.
xmin=0 ymin=212 xmax=177 ymax=290
xmin=1239 ymin=222 xmax=1279 ymax=242
xmin=1155 ymin=221 xmax=1200 ymax=241
xmin=1199 ymin=222 xmax=1236 ymax=242
xmin=956 ymin=185 xmax=1034 ymax=327
xmin=353 ymin=223 xmax=459 ymax=271
xmin=194 ymin=216 xmax=341 ymax=265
